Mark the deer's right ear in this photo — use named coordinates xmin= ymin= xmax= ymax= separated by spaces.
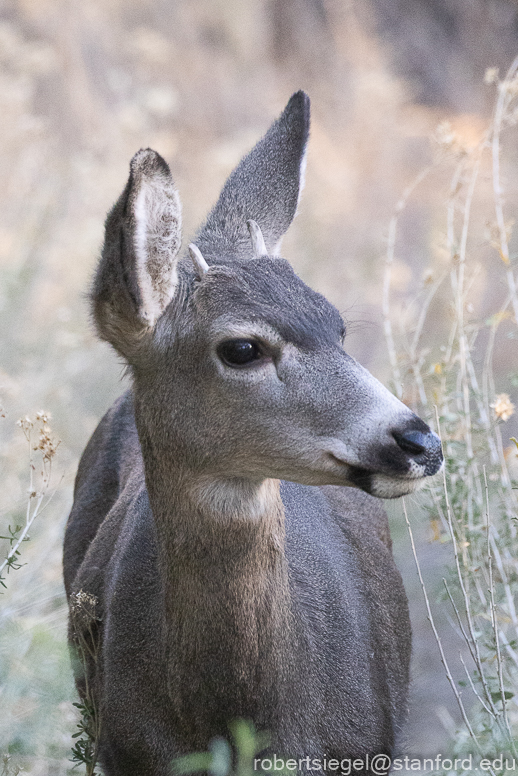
xmin=91 ymin=149 xmax=182 ymax=361
xmin=195 ymin=91 xmax=310 ymax=262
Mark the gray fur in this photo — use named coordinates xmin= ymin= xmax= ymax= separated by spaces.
xmin=64 ymin=92 xmax=443 ymax=775
xmin=194 ymin=91 xmax=309 ymax=262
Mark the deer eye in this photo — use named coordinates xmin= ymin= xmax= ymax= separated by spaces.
xmin=217 ymin=339 xmax=263 ymax=367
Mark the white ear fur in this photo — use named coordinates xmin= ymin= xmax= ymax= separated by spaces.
xmin=271 ymin=238 xmax=283 ymax=257
xmin=188 ymin=243 xmax=209 ymax=278
xmin=297 ymin=148 xmax=307 ymax=210
xmin=247 ymin=220 xmax=267 ymax=258
xmin=133 ymin=161 xmax=182 ymax=327
xmin=271 ymin=147 xmax=306 ymax=258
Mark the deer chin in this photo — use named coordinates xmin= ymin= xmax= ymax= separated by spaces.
xmin=326 ymin=451 xmax=443 ymax=499
xmin=346 ymin=461 xmax=445 ymax=499
xmin=365 ymin=472 xmax=430 ymax=499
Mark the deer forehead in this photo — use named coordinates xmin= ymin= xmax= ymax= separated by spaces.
xmin=188 ymin=258 xmax=345 ymax=350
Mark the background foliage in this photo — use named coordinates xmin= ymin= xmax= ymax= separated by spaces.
xmin=1 ymin=0 xmax=518 ymax=771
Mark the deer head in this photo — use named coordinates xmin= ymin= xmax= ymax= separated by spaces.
xmin=91 ymin=91 xmax=442 ymax=501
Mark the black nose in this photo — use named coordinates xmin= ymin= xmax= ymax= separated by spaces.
xmin=393 ymin=430 xmax=429 ymax=455
xmin=393 ymin=427 xmax=443 ymax=475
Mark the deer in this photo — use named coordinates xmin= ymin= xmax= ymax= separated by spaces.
xmin=63 ymin=91 xmax=443 ymax=776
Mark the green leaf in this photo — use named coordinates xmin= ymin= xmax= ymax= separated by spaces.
xmin=490 ymin=690 xmax=514 ymax=702
xmin=172 ymin=752 xmax=213 ymax=775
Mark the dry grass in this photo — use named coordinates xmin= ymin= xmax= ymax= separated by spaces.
xmin=383 ymin=63 xmax=518 ymax=768
xmin=1 ymin=1 xmax=517 ymax=771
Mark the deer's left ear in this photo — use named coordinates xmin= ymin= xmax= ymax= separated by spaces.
xmin=91 ymin=149 xmax=182 ymax=362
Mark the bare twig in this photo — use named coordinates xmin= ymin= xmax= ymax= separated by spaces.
xmin=443 ymin=578 xmax=478 ymax=668
xmin=383 ymin=166 xmax=433 ymax=397
xmin=484 ymin=467 xmax=518 ymax=757
xmin=407 ymin=268 xmax=450 ymax=406
xmin=434 ymin=407 xmax=500 ymax=720
xmin=459 ymin=652 xmax=495 ymax=717
xmin=491 ymin=55 xmax=518 ymax=326
xmin=0 ymin=491 xmax=45 ymax=580
xmin=402 ymin=499 xmax=490 ymax=765
xmin=454 ymin=155 xmax=481 ymax=460
xmin=0 ymin=419 xmax=57 ymax=583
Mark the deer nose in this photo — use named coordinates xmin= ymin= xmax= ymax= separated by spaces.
xmin=392 ymin=428 xmax=443 ymax=474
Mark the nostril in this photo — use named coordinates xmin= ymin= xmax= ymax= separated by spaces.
xmin=391 ymin=426 xmax=443 ymax=475
xmin=393 ymin=430 xmax=429 ymax=456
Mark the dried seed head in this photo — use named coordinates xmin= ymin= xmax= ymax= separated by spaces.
xmin=33 ymin=423 xmax=59 ymax=461
xmin=484 ymin=67 xmax=499 ymax=85
xmin=490 ymin=393 xmax=515 ymax=422
xmin=17 ymin=416 xmax=33 ymax=433
xmin=70 ymin=589 xmax=99 ymax=629
xmin=433 ymin=121 xmax=468 ymax=156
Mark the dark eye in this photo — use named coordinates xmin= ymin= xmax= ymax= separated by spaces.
xmin=217 ymin=339 xmax=263 ymax=367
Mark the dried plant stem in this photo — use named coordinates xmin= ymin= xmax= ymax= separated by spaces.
xmin=70 ymin=594 xmax=102 ymax=774
xmin=410 ymin=270 xmax=449 ymax=358
xmin=491 ymin=55 xmax=518 ymax=326
xmin=0 ymin=425 xmax=51 ymax=580
xmin=434 ymin=407 xmax=500 ymax=720
xmin=402 ymin=498 xmax=490 ymax=766
xmin=446 ymin=160 xmax=464 ymax=257
xmin=383 ymin=66 xmax=518 ymax=758
xmin=401 ymin=266 xmax=450 ymax=407
xmin=82 ymin=627 xmax=101 ymax=776
xmin=443 ymin=579 xmax=478 ymax=670
xmin=484 ymin=467 xmax=518 ymax=757
xmin=383 ymin=166 xmax=433 ymax=398
xmin=481 ymin=296 xmax=518 ymax=516
xmin=428 ymin=481 xmax=449 ymax=534
xmin=459 ymin=652 xmax=494 ymax=717
xmin=0 ymin=494 xmax=45 ymax=579
xmin=499 ymin=630 xmax=518 ymax=672
xmin=489 ymin=534 xmax=518 ymax=641
xmin=454 ymin=155 xmax=481 ymax=460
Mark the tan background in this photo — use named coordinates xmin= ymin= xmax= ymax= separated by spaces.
xmin=1 ymin=0 xmax=518 ymax=770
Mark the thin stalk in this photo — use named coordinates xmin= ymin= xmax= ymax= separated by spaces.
xmin=402 ymin=499 xmax=490 ymax=765
xmin=459 ymin=652 xmax=495 ymax=717
xmin=499 ymin=630 xmax=518 ymax=673
xmin=383 ymin=166 xmax=433 ymax=398
xmin=435 ymin=407 xmax=500 ymax=719
xmin=455 ymin=155 xmax=480 ymax=461
xmin=491 ymin=56 xmax=518 ymax=326
xmin=489 ymin=534 xmax=518 ymax=641
xmin=0 ymin=425 xmax=49 ymax=580
xmin=444 ymin=578 xmax=478 ymax=668
xmin=408 ymin=268 xmax=450 ymax=406
xmin=484 ymin=466 xmax=518 ymax=757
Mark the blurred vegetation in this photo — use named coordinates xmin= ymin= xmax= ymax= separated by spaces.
xmin=1 ymin=0 xmax=518 ymax=771
xmin=383 ymin=62 xmax=518 ymax=769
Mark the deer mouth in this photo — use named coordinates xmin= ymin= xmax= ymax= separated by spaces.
xmin=327 ymin=451 xmax=443 ymax=499
xmin=346 ymin=466 xmax=432 ymax=499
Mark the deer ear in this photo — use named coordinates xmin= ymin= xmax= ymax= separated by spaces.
xmin=195 ymin=91 xmax=309 ymax=263
xmin=91 ymin=149 xmax=182 ymax=361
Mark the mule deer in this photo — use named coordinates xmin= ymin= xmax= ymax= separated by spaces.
xmin=64 ymin=92 xmax=443 ymax=775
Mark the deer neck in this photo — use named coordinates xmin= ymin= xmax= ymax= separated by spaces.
xmin=144 ymin=459 xmax=294 ymax=745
